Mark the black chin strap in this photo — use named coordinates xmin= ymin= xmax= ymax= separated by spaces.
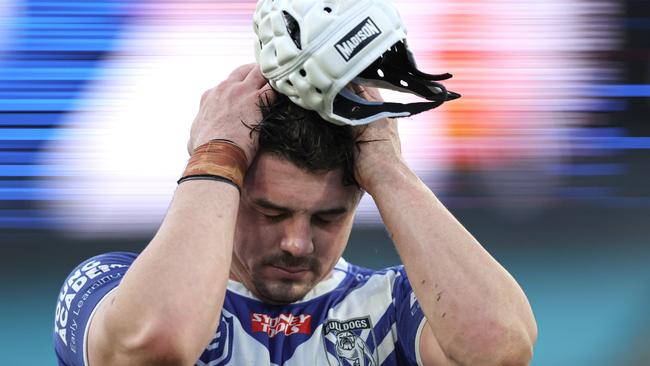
xmin=333 ymin=89 xmax=445 ymax=120
xmin=333 ymin=41 xmax=461 ymax=121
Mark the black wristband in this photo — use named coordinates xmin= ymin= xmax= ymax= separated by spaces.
xmin=177 ymin=174 xmax=241 ymax=192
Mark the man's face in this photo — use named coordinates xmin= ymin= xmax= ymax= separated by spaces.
xmin=231 ymin=153 xmax=361 ymax=304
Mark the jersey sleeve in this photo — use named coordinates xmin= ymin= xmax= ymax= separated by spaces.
xmin=392 ymin=265 xmax=426 ymax=365
xmin=53 ymin=252 xmax=137 ymax=366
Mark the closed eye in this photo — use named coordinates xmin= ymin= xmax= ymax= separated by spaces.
xmin=312 ymin=216 xmax=330 ymax=224
xmin=262 ymin=211 xmax=289 ymax=222
xmin=312 ymin=214 xmax=343 ymax=225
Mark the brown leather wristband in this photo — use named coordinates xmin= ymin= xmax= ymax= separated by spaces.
xmin=178 ymin=139 xmax=249 ymax=190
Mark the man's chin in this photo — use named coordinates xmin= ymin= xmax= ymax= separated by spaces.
xmin=252 ymin=277 xmax=314 ymax=304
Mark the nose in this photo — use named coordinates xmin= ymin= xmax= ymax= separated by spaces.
xmin=279 ymin=216 xmax=314 ymax=257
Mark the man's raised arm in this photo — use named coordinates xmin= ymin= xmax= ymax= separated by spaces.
xmin=353 ymin=86 xmax=537 ymax=366
xmin=86 ymin=64 xmax=271 ymax=366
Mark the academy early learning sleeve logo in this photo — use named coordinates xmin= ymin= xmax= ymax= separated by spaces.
xmin=322 ymin=316 xmax=378 ymax=366
xmin=335 ymin=17 xmax=382 ymax=62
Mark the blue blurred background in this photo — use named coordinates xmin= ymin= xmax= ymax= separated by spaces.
xmin=0 ymin=0 xmax=648 ymax=364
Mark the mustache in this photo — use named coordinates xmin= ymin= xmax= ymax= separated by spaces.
xmin=262 ymin=253 xmax=320 ymax=271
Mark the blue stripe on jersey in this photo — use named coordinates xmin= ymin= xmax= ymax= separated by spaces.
xmin=392 ymin=267 xmax=425 ymax=365
xmin=365 ymin=302 xmax=395 ymax=349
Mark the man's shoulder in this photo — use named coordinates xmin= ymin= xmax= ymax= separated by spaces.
xmin=74 ymin=251 xmax=138 ymax=267
xmin=316 ymin=259 xmax=409 ymax=307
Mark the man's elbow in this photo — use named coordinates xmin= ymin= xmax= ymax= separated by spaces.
xmin=481 ymin=304 xmax=538 ymax=366
xmin=128 ymin=330 xmax=199 ymax=366
xmin=488 ymin=337 xmax=535 ymax=366
xmin=101 ymin=333 xmax=198 ymax=366
xmin=487 ymin=323 xmax=536 ymax=366
xmin=502 ymin=310 xmax=538 ymax=366
xmin=99 ymin=319 xmax=204 ymax=366
xmin=455 ymin=318 xmax=537 ymax=366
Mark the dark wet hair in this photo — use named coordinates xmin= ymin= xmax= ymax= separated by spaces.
xmin=250 ymin=93 xmax=359 ymax=187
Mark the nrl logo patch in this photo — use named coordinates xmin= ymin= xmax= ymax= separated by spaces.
xmin=199 ymin=314 xmax=233 ymax=366
xmin=322 ymin=316 xmax=378 ymax=366
xmin=335 ymin=17 xmax=382 ymax=62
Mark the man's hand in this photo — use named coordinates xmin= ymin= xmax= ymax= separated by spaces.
xmin=188 ymin=63 xmax=275 ymax=164
xmin=350 ymin=84 xmax=406 ymax=192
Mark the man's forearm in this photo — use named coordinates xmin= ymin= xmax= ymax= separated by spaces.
xmin=367 ymin=163 xmax=537 ymax=365
xmin=93 ymin=180 xmax=238 ymax=365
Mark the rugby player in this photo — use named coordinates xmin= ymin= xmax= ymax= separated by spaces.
xmin=54 ymin=64 xmax=536 ymax=365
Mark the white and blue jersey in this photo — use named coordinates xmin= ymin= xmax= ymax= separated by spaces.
xmin=54 ymin=252 xmax=427 ymax=365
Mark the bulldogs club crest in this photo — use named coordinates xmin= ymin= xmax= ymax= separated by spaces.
xmin=322 ymin=316 xmax=378 ymax=366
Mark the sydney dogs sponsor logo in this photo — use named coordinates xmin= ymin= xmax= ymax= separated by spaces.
xmin=335 ymin=17 xmax=382 ymax=62
xmin=251 ymin=313 xmax=312 ymax=337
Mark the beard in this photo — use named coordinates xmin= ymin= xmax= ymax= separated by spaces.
xmin=251 ymin=252 xmax=322 ymax=304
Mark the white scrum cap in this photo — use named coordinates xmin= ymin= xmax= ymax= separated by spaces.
xmin=253 ymin=0 xmax=460 ymax=126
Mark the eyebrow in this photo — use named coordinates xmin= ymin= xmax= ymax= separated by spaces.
xmin=252 ymin=198 xmax=348 ymax=216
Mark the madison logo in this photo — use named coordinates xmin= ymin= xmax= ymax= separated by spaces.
xmin=251 ymin=312 xmax=312 ymax=338
xmin=335 ymin=17 xmax=382 ymax=62
xmin=323 ymin=316 xmax=378 ymax=366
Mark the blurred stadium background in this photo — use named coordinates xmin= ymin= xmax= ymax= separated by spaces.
xmin=0 ymin=0 xmax=648 ymax=364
